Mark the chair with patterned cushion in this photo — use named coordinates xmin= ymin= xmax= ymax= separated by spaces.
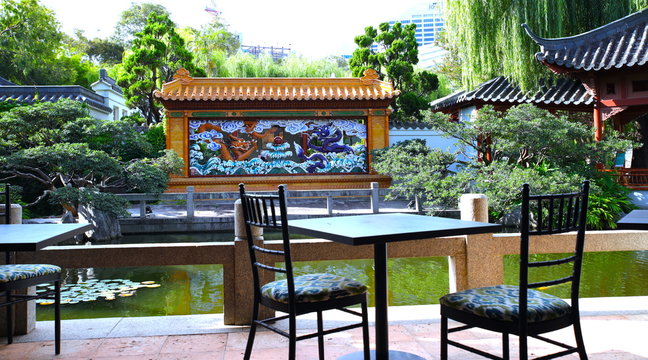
xmin=440 ymin=181 xmax=590 ymax=360
xmin=1 ymin=184 xmax=63 ymax=354
xmin=239 ymin=184 xmax=370 ymax=360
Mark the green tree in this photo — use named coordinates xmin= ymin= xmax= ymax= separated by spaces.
xmin=349 ymin=22 xmax=439 ymax=121
xmin=0 ymin=0 xmax=63 ymax=84
xmin=373 ymin=105 xmax=637 ymax=228
xmin=0 ymin=100 xmax=183 ymax=218
xmin=181 ymin=17 xmax=240 ymax=76
xmin=118 ymin=13 xmax=206 ymax=125
xmin=446 ymin=0 xmax=648 ymax=90
xmin=60 ymin=117 xmax=156 ymax=161
xmin=112 ymin=2 xmax=171 ymax=47
xmin=0 ymin=98 xmax=90 ymax=154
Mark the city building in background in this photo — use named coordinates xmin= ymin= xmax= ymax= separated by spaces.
xmin=240 ymin=45 xmax=291 ymax=61
xmin=371 ymin=1 xmax=448 ymax=69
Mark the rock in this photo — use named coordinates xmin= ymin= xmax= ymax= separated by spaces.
xmin=78 ymin=205 xmax=121 ymax=241
xmin=500 ymin=206 xmax=536 ymax=229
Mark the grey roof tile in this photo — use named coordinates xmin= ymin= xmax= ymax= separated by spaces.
xmin=0 ymin=86 xmax=112 ymax=113
xmin=523 ymin=9 xmax=648 ymax=72
xmin=430 ymin=76 xmax=593 ymax=112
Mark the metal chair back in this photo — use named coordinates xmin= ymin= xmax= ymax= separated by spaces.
xmin=519 ymin=180 xmax=590 ymax=336
xmin=238 ymin=184 xmax=296 ymax=307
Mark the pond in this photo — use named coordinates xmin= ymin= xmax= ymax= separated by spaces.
xmin=36 ymin=233 xmax=648 ymax=321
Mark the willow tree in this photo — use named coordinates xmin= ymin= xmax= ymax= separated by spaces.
xmin=446 ymin=0 xmax=648 ymax=90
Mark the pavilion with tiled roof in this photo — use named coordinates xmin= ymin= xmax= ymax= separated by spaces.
xmin=524 ymin=8 xmax=648 ymax=172
xmin=155 ymin=68 xmax=399 ymax=192
xmin=524 ymin=8 xmax=648 ymax=144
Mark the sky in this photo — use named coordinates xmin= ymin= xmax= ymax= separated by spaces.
xmin=40 ymin=0 xmax=430 ymax=59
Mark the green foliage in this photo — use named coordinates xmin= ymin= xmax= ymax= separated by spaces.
xmin=112 ymin=2 xmax=171 ymax=47
xmin=205 ymin=51 xmax=349 ymax=78
xmin=372 ymin=139 xmax=465 ymax=209
xmin=180 ymin=17 xmax=240 ymax=76
xmin=65 ymin=30 xmax=124 ymax=65
xmin=144 ymin=122 xmax=167 ymax=155
xmin=477 ymin=105 xmax=636 ymax=168
xmin=0 ymin=100 xmax=183 ymax=216
xmin=349 ymin=22 xmax=439 ymax=121
xmin=0 ymin=99 xmax=28 ymax=113
xmin=0 ymin=0 xmax=101 ymax=86
xmin=446 ymin=0 xmax=648 ymax=90
xmin=0 ymin=98 xmax=90 ymax=154
xmin=49 ymin=187 xmax=130 ymax=218
xmin=586 ymin=174 xmax=637 ymax=230
xmin=374 ymin=105 xmax=639 ymax=228
xmin=118 ymin=12 xmax=206 ymax=125
xmin=0 ymin=0 xmax=62 ymax=84
xmin=61 ymin=118 xmax=155 ymax=161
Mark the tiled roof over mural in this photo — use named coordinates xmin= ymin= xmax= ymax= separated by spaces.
xmin=154 ymin=68 xmax=400 ymax=102
xmin=430 ymin=76 xmax=593 ymax=112
xmin=523 ymin=9 xmax=648 ymax=72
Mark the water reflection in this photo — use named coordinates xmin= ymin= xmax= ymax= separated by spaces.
xmin=37 ymin=232 xmax=648 ymax=321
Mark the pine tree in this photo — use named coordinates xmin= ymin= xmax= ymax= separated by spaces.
xmin=118 ymin=13 xmax=205 ymax=124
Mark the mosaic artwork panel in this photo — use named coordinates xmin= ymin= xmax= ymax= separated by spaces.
xmin=188 ymin=119 xmax=368 ymax=176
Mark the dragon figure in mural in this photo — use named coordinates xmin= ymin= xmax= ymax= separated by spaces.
xmin=295 ymin=143 xmax=327 ymax=173
xmin=214 ymin=134 xmax=257 ymax=161
xmin=309 ymin=124 xmax=354 ymax=154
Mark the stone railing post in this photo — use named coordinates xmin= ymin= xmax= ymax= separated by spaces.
xmin=458 ymin=194 xmax=503 ymax=289
xmin=326 ymin=195 xmax=333 ymax=215
xmin=139 ymin=200 xmax=147 ymax=219
xmin=460 ymin=194 xmax=488 ymax=222
xmin=186 ymin=186 xmax=194 ymax=219
xmin=230 ymin=199 xmax=273 ymax=325
xmin=370 ymin=182 xmax=380 ymax=213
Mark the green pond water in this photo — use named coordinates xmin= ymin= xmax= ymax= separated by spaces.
xmin=36 ymin=233 xmax=648 ymax=321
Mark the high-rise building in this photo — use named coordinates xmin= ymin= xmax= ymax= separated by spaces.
xmin=387 ymin=1 xmax=446 ymax=47
xmin=371 ymin=1 xmax=447 ymax=69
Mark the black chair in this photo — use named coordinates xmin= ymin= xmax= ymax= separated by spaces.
xmin=0 ymin=184 xmax=62 ymax=354
xmin=440 ymin=181 xmax=590 ymax=360
xmin=239 ymin=184 xmax=370 ymax=360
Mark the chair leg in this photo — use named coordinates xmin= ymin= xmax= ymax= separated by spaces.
xmin=519 ymin=333 xmax=528 ymax=360
xmin=317 ymin=311 xmax=324 ymax=360
xmin=6 ymin=292 xmax=13 ymax=345
xmin=573 ymin=318 xmax=588 ymax=359
xmin=361 ymin=301 xmax=370 ymax=360
xmin=243 ymin=301 xmax=260 ymax=360
xmin=55 ymin=280 xmax=61 ymax=355
xmin=288 ymin=314 xmax=297 ymax=360
xmin=502 ymin=333 xmax=509 ymax=360
xmin=440 ymin=315 xmax=448 ymax=360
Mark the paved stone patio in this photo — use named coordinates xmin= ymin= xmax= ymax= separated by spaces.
xmin=1 ymin=298 xmax=647 ymax=359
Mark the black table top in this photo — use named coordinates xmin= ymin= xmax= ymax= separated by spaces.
xmin=288 ymin=213 xmax=501 ymax=246
xmin=0 ymin=223 xmax=92 ymax=251
xmin=617 ymin=210 xmax=648 ymax=230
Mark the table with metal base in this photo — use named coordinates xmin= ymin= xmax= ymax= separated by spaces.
xmin=617 ymin=210 xmax=648 ymax=230
xmin=0 ymin=223 xmax=92 ymax=252
xmin=288 ymin=213 xmax=500 ymax=360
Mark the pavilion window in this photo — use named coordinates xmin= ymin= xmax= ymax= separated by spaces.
xmin=631 ymin=80 xmax=648 ymax=92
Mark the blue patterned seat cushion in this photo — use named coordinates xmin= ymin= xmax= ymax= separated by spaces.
xmin=0 ymin=264 xmax=61 ymax=283
xmin=440 ymin=284 xmax=571 ymax=323
xmin=261 ymin=273 xmax=367 ymax=303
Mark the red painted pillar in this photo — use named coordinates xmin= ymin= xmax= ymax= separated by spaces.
xmin=594 ymin=97 xmax=603 ymax=141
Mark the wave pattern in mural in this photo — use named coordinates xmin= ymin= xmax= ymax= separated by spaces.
xmin=189 ymin=119 xmax=368 ymax=176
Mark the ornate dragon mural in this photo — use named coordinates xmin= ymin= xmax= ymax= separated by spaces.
xmin=188 ymin=119 xmax=367 ymax=176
